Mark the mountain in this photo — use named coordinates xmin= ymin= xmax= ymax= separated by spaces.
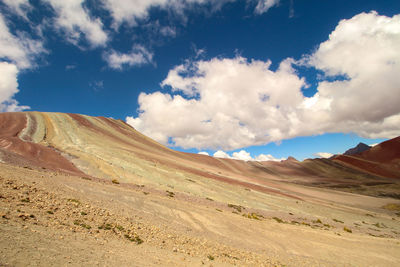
xmin=343 ymin=142 xmax=371 ymax=156
xmin=334 ymin=137 xmax=400 ymax=179
xmin=1 ymin=112 xmax=400 ymax=266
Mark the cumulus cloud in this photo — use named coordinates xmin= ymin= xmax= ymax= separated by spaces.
xmin=255 ymin=154 xmax=285 ymax=161
xmin=198 ymin=151 xmax=209 ymax=155
xmin=314 ymin=152 xmax=333 ymax=159
xmin=0 ymin=13 xmax=46 ymax=69
xmin=213 ymin=150 xmax=231 ymax=158
xmin=303 ymin=11 xmax=400 ymax=138
xmin=128 ymin=56 xmax=306 ymax=149
xmin=232 ymin=150 xmax=253 ymax=161
xmin=0 ymin=62 xmax=29 ymax=112
xmin=127 ymin=11 xmax=400 ymax=151
xmin=0 ymin=13 xmax=44 ymax=112
xmin=103 ymin=45 xmax=153 ymax=70
xmin=43 ymin=0 xmax=108 ymax=47
xmin=212 ymin=149 xmax=283 ymax=161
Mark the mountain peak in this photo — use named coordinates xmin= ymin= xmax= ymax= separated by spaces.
xmin=343 ymin=142 xmax=371 ymax=156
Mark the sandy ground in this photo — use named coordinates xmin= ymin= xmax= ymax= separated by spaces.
xmin=1 ymin=163 xmax=400 ymax=266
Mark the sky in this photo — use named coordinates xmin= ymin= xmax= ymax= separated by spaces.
xmin=0 ymin=0 xmax=399 ymax=161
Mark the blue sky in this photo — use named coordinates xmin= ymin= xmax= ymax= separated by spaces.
xmin=1 ymin=0 xmax=399 ymax=161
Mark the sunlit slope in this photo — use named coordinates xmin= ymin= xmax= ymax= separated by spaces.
xmin=334 ymin=137 xmax=400 ymax=179
xmin=0 ymin=112 xmax=397 ymax=200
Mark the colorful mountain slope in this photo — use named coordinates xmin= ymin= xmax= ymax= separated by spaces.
xmin=0 ymin=112 xmax=399 ymax=198
xmin=334 ymin=137 xmax=400 ymax=179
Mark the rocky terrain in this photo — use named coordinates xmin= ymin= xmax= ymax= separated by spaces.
xmin=1 ymin=112 xmax=400 ymax=266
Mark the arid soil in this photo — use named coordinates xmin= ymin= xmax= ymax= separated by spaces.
xmin=1 ymin=112 xmax=400 ymax=266
xmin=1 ymin=163 xmax=400 ymax=266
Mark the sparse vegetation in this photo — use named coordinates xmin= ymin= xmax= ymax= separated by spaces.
xmin=112 ymin=179 xmax=120 ymax=184
xmin=74 ymin=220 xmax=91 ymax=229
xmin=343 ymin=227 xmax=352 ymax=233
xmin=98 ymin=223 xmax=113 ymax=230
xmin=124 ymin=234 xmax=143 ymax=244
xmin=206 ymin=197 xmax=214 ymax=201
xmin=371 ymin=233 xmax=382 ymax=237
xmin=243 ymin=213 xmax=264 ymax=220
xmin=372 ymin=222 xmax=387 ymax=229
xmin=273 ymin=217 xmax=284 ymax=223
xmin=312 ymin=219 xmax=322 ymax=224
xmin=382 ymin=203 xmax=400 ymax=211
xmin=80 ymin=211 xmax=87 ymax=216
xmin=227 ymin=204 xmax=244 ymax=213
xmin=67 ymin=199 xmax=80 ymax=204
xmin=333 ymin=218 xmax=344 ymax=223
xmin=115 ymin=225 xmax=124 ymax=231
xmin=47 ymin=210 xmax=54 ymax=214
xmin=223 ymin=253 xmax=239 ymax=260
xmin=166 ymin=190 xmax=175 ymax=197
xmin=143 ymin=191 xmax=149 ymax=195
xmin=216 ymin=208 xmax=223 ymax=212
xmin=81 ymin=223 xmax=91 ymax=229
xmin=20 ymin=198 xmax=30 ymax=203
xmin=207 ymin=255 xmax=215 ymax=261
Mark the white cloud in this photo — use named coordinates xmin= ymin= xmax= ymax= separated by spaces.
xmin=254 ymin=0 xmax=279 ymax=14
xmin=198 ymin=151 xmax=209 ymax=155
xmin=127 ymin=11 xmax=400 ymax=151
xmin=101 ymin=0 xmax=275 ymax=29
xmin=212 ymin=149 xmax=283 ymax=161
xmin=101 ymin=0 xmax=169 ymax=28
xmin=128 ymin=56 xmax=306 ymax=150
xmin=0 ymin=13 xmax=45 ymax=112
xmin=0 ymin=62 xmax=29 ymax=112
xmin=303 ymin=11 xmax=400 ymax=139
xmin=43 ymin=0 xmax=108 ymax=47
xmin=103 ymin=45 xmax=153 ymax=70
xmin=0 ymin=13 xmax=46 ymax=69
xmin=255 ymin=154 xmax=284 ymax=161
xmin=213 ymin=150 xmax=231 ymax=158
xmin=232 ymin=150 xmax=252 ymax=161
xmin=314 ymin=152 xmax=333 ymax=159
xmin=160 ymin=26 xmax=177 ymax=37
xmin=2 ymin=0 xmax=31 ymax=18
